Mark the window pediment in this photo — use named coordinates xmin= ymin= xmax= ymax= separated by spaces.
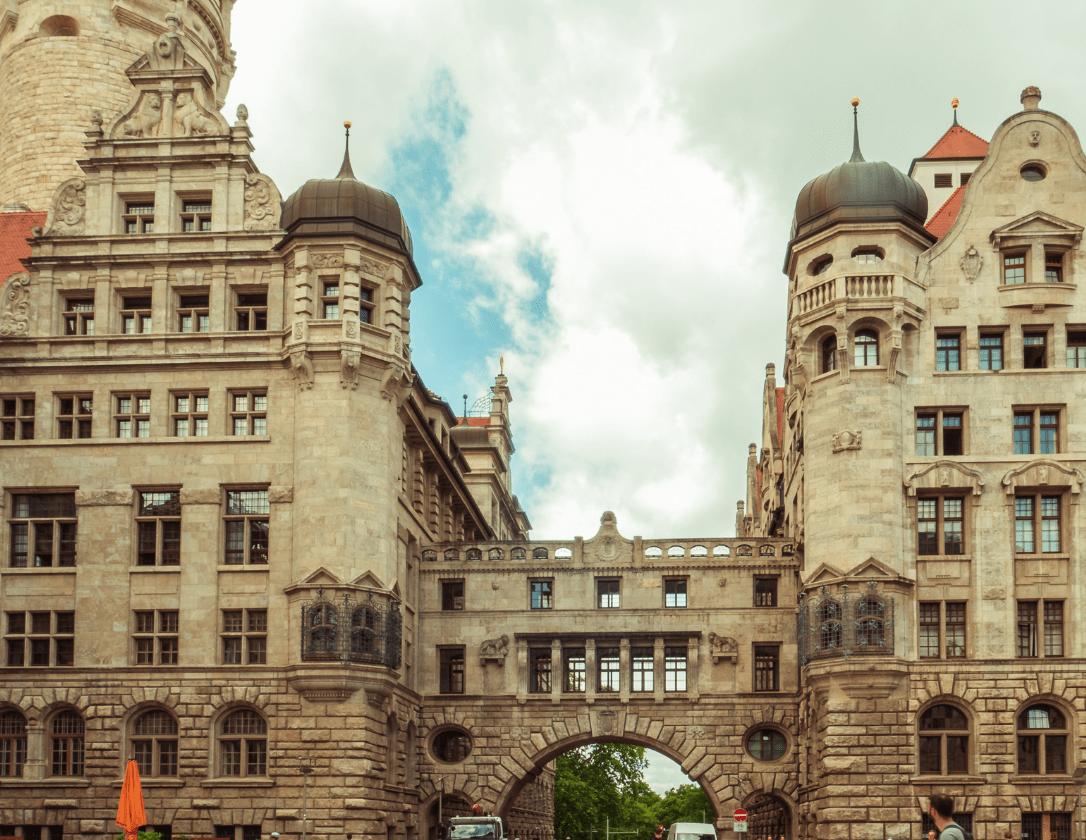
xmin=1001 ymin=459 xmax=1083 ymax=496
xmin=990 ymin=211 xmax=1083 ymax=249
xmin=905 ymin=461 xmax=984 ymax=501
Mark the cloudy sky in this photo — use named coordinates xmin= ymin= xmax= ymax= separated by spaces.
xmin=222 ymin=0 xmax=1086 ymax=792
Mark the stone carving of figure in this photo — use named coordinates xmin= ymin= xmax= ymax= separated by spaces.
xmin=174 ymin=92 xmax=217 ymax=137
xmin=480 ymin=634 xmax=510 ymax=659
xmin=148 ymin=12 xmax=185 ymax=71
xmin=707 ymin=632 xmax=738 ymax=661
xmin=122 ymin=94 xmax=163 ymax=137
xmin=51 ymin=180 xmax=86 ymax=235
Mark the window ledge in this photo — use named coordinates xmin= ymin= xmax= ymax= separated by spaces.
xmin=3 ymin=567 xmax=77 ymax=574
xmin=918 ymin=554 xmax=973 ymax=561
xmin=108 ymin=777 xmax=184 ymax=788
xmin=201 ymin=777 xmax=275 ymax=787
xmin=216 ymin=565 xmax=269 ymax=573
xmin=908 ymin=775 xmax=984 ymax=785
xmin=8 ymin=436 xmax=271 ymax=447
xmin=1015 ymin=553 xmax=1070 ymax=561
xmin=0 ymin=777 xmax=91 ymax=787
xmin=1007 ymin=774 xmax=1075 ymax=784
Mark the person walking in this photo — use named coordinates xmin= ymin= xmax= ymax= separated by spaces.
xmin=928 ymin=795 xmax=966 ymax=840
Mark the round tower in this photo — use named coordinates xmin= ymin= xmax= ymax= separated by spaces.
xmin=0 ymin=0 xmax=236 ymax=210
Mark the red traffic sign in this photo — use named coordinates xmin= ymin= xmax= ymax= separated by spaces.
xmin=734 ymin=809 xmax=748 ymax=823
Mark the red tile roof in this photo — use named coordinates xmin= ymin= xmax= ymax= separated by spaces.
xmin=925 ymin=185 xmax=966 ymax=239
xmin=456 ymin=417 xmax=489 ymax=427
xmin=0 ymin=212 xmax=45 ymax=283
xmin=921 ymin=124 xmax=988 ymax=159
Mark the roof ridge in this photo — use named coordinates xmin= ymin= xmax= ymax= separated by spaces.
xmin=925 ymin=184 xmax=966 ymax=238
xmin=922 ymin=123 xmax=989 ymax=159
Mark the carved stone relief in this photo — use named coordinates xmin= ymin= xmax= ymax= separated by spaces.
xmin=243 ymin=174 xmax=279 ymax=231
xmin=360 ymin=257 xmax=388 ymax=278
xmin=174 ymin=92 xmax=217 ymax=136
xmin=149 ymin=13 xmax=186 ymax=71
xmin=311 ymin=253 xmax=344 ymax=269
xmin=121 ymin=93 xmax=163 ymax=137
xmin=479 ymin=635 xmax=509 ymax=663
xmin=960 ymin=246 xmax=982 ymax=283
xmin=49 ymin=180 xmax=86 ymax=236
xmin=1029 ymin=130 xmax=1041 ymax=147
xmin=832 ymin=430 xmax=862 ymax=453
xmin=380 ymin=367 xmax=414 ymax=406
xmin=0 ymin=274 xmax=32 ymax=338
xmin=340 ymin=349 xmax=361 ymax=390
xmin=707 ymin=632 xmax=737 ymax=663
xmin=290 ymin=349 xmax=314 ymax=390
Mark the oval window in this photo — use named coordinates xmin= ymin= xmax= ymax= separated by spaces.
xmin=808 ymin=256 xmax=833 ymax=276
xmin=747 ymin=729 xmax=787 ymax=760
xmin=1021 ymin=164 xmax=1047 ymax=182
xmin=431 ymin=727 xmax=473 ymax=763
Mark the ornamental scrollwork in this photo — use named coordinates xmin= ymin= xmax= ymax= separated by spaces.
xmin=0 ymin=274 xmax=32 ymax=337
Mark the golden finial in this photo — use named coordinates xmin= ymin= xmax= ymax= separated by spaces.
xmin=344 ymin=120 xmax=352 ymax=130
xmin=500 ymin=355 xmax=504 ymax=375
xmin=951 ymin=98 xmax=959 ymax=110
xmin=850 ymin=97 xmax=860 ymax=108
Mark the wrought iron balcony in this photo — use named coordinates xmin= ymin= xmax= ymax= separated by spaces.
xmin=300 ymin=586 xmax=402 ymax=669
xmin=798 ymin=580 xmax=894 ymax=666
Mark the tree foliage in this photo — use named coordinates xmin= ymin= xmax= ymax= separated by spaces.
xmin=553 ymin=746 xmax=713 ymax=840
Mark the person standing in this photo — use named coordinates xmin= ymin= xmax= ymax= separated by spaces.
xmin=928 ymin=795 xmax=966 ymax=840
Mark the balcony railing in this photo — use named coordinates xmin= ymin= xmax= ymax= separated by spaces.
xmin=300 ymin=586 xmax=402 ymax=669
xmin=798 ymin=580 xmax=894 ymax=666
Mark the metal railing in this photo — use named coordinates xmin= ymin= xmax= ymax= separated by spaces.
xmin=300 ymin=587 xmax=402 ymax=669
xmin=798 ymin=579 xmax=894 ymax=666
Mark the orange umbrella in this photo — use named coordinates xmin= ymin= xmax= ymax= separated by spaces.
xmin=116 ymin=759 xmax=147 ymax=840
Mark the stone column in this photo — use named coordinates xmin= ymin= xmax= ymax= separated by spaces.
xmin=619 ymin=639 xmax=630 ymax=703
xmin=653 ymin=637 xmax=665 ymax=703
xmin=585 ymin=639 xmax=596 ymax=704
xmin=550 ymin=639 xmax=562 ymax=705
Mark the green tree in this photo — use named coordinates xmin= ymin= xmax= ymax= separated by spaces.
xmin=554 ymin=744 xmax=655 ymax=840
xmin=657 ymin=784 xmax=713 ymax=828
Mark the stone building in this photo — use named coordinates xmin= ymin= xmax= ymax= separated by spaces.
xmin=745 ymin=88 xmax=1086 ymax=840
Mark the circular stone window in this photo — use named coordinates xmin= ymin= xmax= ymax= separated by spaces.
xmin=747 ymin=728 xmax=787 ymax=761
xmin=1021 ymin=164 xmax=1047 ymax=182
xmin=431 ymin=726 xmax=473 ymax=764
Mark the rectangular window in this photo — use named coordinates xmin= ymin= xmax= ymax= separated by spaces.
xmin=753 ymin=645 xmax=779 ymax=692
xmin=124 ymin=201 xmax=155 ymax=234
xmin=120 ymin=296 xmax=152 ymax=335
xmin=754 ymin=576 xmax=778 ymax=606
xmin=1014 ymin=408 xmax=1060 ymax=455
xmin=230 ymin=391 xmax=267 ymax=436
xmin=946 ymin=602 xmax=966 ymax=658
xmin=919 ymin=602 xmax=940 ymax=658
xmin=177 ymin=294 xmax=210 ymax=333
xmin=1004 ymin=252 xmax=1027 ymax=285
xmin=321 ymin=281 xmax=340 ymax=319
xmin=1 ymin=396 xmax=34 ymax=441
xmin=221 ymin=609 xmax=267 ymax=665
xmin=439 ymin=647 xmax=465 ymax=694
xmin=979 ymin=333 xmax=1004 ymax=371
xmin=56 ymin=395 xmax=92 ymax=439
xmin=4 ymin=611 xmax=74 ymax=667
xmin=114 ymin=393 xmax=151 ymax=438
xmin=1021 ymin=815 xmax=1069 ymax=840
xmin=235 ymin=292 xmax=268 ymax=331
xmin=664 ymin=646 xmax=687 ymax=691
xmin=132 ymin=610 xmax=178 ymax=665
xmin=171 ymin=392 xmax=208 ymax=437
xmin=1045 ymin=251 xmax=1064 ymax=283
xmin=1024 ymin=330 xmax=1048 ymax=369
xmin=181 ymin=200 xmax=212 ymax=232
xmin=563 ymin=648 xmax=586 ymax=693
xmin=631 ymin=647 xmax=653 ymax=692
xmin=664 ymin=578 xmax=687 ymax=608
xmin=9 ymin=494 xmax=76 ymax=568
xmin=1067 ymin=331 xmax=1086 ymax=368
xmin=1015 ymin=602 xmax=1064 ymax=658
xmin=1044 ymin=602 xmax=1063 ymax=657
xmin=136 ymin=491 xmax=180 ymax=566
xmin=224 ymin=490 xmax=269 ymax=565
xmin=529 ymin=648 xmax=552 ymax=693
xmin=530 ymin=579 xmax=553 ymax=610
xmin=63 ymin=297 xmax=95 ymax=336
xmin=598 ymin=647 xmax=619 ymax=692
xmin=597 ymin=579 xmax=620 ymax=609
xmin=934 ymin=173 xmax=953 ymax=188
xmin=359 ymin=286 xmax=375 ymax=325
xmin=936 ymin=333 xmax=961 ymax=372
xmin=920 ymin=602 xmax=966 ymax=659
xmin=1018 ymin=601 xmax=1038 ymax=657
xmin=1015 ymin=494 xmax=1062 ymax=554
xmin=916 ymin=410 xmax=964 ymax=456
xmin=917 ymin=496 xmax=964 ymax=555
xmin=441 ymin=580 xmax=464 ymax=611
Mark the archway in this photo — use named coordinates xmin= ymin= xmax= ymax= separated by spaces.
xmin=427 ymin=793 xmax=472 ymax=840
xmin=742 ymin=793 xmax=791 ymax=840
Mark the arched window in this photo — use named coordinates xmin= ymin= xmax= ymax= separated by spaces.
xmin=854 ymin=329 xmax=879 ymax=366
xmin=466 ymin=548 xmax=481 ymax=562
xmin=533 ymin=547 xmax=549 ymax=560
xmin=1018 ymin=703 xmax=1068 ymax=775
xmin=443 ymin=549 xmax=460 ymax=562
xmin=822 ymin=335 xmax=838 ymax=373
xmin=422 ymin=549 xmax=437 ymax=562
xmin=918 ymin=704 xmax=969 ymax=775
xmin=220 ymin=710 xmax=267 ymax=777
xmin=690 ymin=545 xmax=707 ymax=557
xmin=817 ymin=600 xmax=842 ymax=654
xmin=131 ymin=709 xmax=178 ymax=777
xmin=351 ymin=606 xmax=380 ymax=657
xmin=488 ymin=547 xmax=504 ymax=561
xmin=555 ymin=547 xmax=572 ymax=559
xmin=305 ymin=604 xmax=339 ymax=660
xmin=855 ymin=596 xmax=886 ymax=650
xmin=0 ymin=710 xmax=27 ymax=777
xmin=511 ymin=547 xmax=526 ymax=561
xmin=51 ymin=710 xmax=84 ymax=776
xmin=645 ymin=546 xmax=663 ymax=559
xmin=39 ymin=15 xmax=80 ymax=36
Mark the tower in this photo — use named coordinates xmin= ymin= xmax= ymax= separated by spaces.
xmin=0 ymin=0 xmax=236 ymax=210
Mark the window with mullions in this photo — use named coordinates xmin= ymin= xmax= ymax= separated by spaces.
xmin=1017 ymin=704 xmax=1068 ymax=775
xmin=1021 ymin=814 xmax=1070 ymax=840
xmin=63 ymin=298 xmax=94 ymax=336
xmin=136 ymin=491 xmax=180 ymax=566
xmin=321 ymin=281 xmax=340 ymax=318
xmin=441 ymin=580 xmax=464 ymax=611
xmin=754 ymin=576 xmax=778 ymax=606
xmin=234 ymin=292 xmax=268 ymax=331
xmin=1004 ymin=253 xmax=1027 ymax=284
xmin=1 ymin=396 xmax=34 ymax=441
xmin=133 ymin=610 xmax=178 ymax=665
xmin=1014 ymin=408 xmax=1059 ymax=455
xmin=181 ymin=200 xmax=211 ymax=232
xmin=854 ymin=329 xmax=879 ymax=366
xmin=10 ymin=493 xmax=77 ymax=568
xmin=5 ymin=611 xmax=74 ymax=666
xmin=664 ymin=646 xmax=687 ymax=691
xmin=919 ymin=704 xmax=969 ymax=776
xmin=917 ymin=497 xmax=964 ymax=555
xmin=597 ymin=579 xmax=620 ymax=608
xmin=230 ymin=391 xmax=267 ymax=435
xmin=980 ymin=333 xmax=1004 ymax=370
xmin=919 ymin=602 xmax=966 ymax=659
xmin=56 ymin=395 xmax=92 ymax=439
xmin=439 ymin=647 xmax=465 ymax=694
xmin=1015 ymin=495 xmax=1061 ymax=554
xmin=172 ymin=392 xmax=208 ymax=437
xmin=530 ymin=579 xmax=553 ymax=609
xmin=219 ymin=710 xmax=266 ymax=777
xmin=114 ymin=394 xmax=151 ymax=438
xmin=124 ymin=201 xmax=155 ymax=234
xmin=359 ymin=286 xmax=375 ymax=324
xmin=754 ymin=645 xmax=779 ymax=692
xmin=178 ymin=294 xmax=210 ymax=333
xmin=598 ymin=647 xmax=619 ymax=692
xmin=936 ymin=334 xmax=961 ymax=371
xmin=130 ymin=710 xmax=178 ymax=777
xmin=224 ymin=490 xmax=269 ymax=565
xmin=0 ymin=710 xmax=27 ymax=776
xmin=916 ymin=410 xmax=963 ymax=456
xmin=631 ymin=647 xmax=653 ymax=692
xmin=120 ymin=296 xmax=152 ymax=335
xmin=747 ymin=729 xmax=786 ymax=761
xmin=564 ymin=648 xmax=586 ymax=692
xmin=664 ymin=578 xmax=687 ymax=608
xmin=529 ymin=648 xmax=552 ymax=693
xmin=1045 ymin=252 xmax=1064 ymax=282
xmin=50 ymin=711 xmax=83 ymax=776
xmin=1017 ymin=601 xmax=1063 ymax=658
xmin=1068 ymin=331 xmax=1086 ymax=368
xmin=1024 ymin=331 xmax=1048 ymax=369
xmin=221 ymin=609 xmax=267 ymax=665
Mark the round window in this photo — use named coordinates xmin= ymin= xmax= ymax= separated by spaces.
xmin=431 ymin=727 xmax=473 ymax=764
xmin=1021 ymin=164 xmax=1047 ymax=182
xmin=747 ymin=729 xmax=787 ymax=761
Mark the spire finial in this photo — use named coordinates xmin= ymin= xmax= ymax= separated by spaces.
xmin=952 ymin=97 xmax=959 ymax=126
xmin=336 ymin=120 xmax=355 ymax=179
xmin=849 ymin=97 xmax=864 ymax=163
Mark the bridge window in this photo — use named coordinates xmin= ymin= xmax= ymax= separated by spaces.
xmin=664 ymin=646 xmax=687 ymax=691
xmin=511 ymin=547 xmax=526 ymax=561
xmin=664 ymin=578 xmax=687 ymax=608
xmin=533 ymin=547 xmax=549 ymax=560
xmin=564 ymin=648 xmax=586 ymax=692
xmin=441 ymin=580 xmax=464 ymax=611
xmin=438 ymin=647 xmax=464 ymax=694
xmin=645 ymin=546 xmax=663 ymax=558
xmin=598 ymin=647 xmax=619 ymax=692
xmin=631 ymin=647 xmax=653 ymax=692
xmin=754 ymin=576 xmax=778 ymax=607
xmin=597 ymin=579 xmax=620 ymax=609
xmin=431 ymin=727 xmax=472 ymax=763
xmin=754 ymin=644 xmax=779 ymax=692
xmin=466 ymin=548 xmax=482 ymax=561
xmin=713 ymin=545 xmax=730 ymax=556
xmin=555 ymin=547 xmax=572 ymax=560
xmin=530 ymin=579 xmax=553 ymax=610
xmin=747 ymin=729 xmax=787 ymax=761
xmin=736 ymin=544 xmax=752 ymax=556
xmin=529 ymin=648 xmax=552 ymax=693
xmin=690 ymin=545 xmax=707 ymax=557
xmin=488 ymin=547 xmax=504 ymax=561
xmin=667 ymin=545 xmax=684 ymax=557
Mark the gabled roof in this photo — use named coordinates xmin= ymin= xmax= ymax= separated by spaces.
xmin=921 ymin=124 xmax=988 ymax=159
xmin=0 ymin=211 xmax=45 ymax=283
xmin=925 ymin=185 xmax=965 ymax=239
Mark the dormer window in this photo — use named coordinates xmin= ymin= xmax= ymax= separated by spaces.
xmin=1045 ymin=252 xmax=1064 ymax=283
xmin=124 ymin=202 xmax=154 ymax=234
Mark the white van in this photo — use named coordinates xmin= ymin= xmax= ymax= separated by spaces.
xmin=667 ymin=823 xmax=716 ymax=840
